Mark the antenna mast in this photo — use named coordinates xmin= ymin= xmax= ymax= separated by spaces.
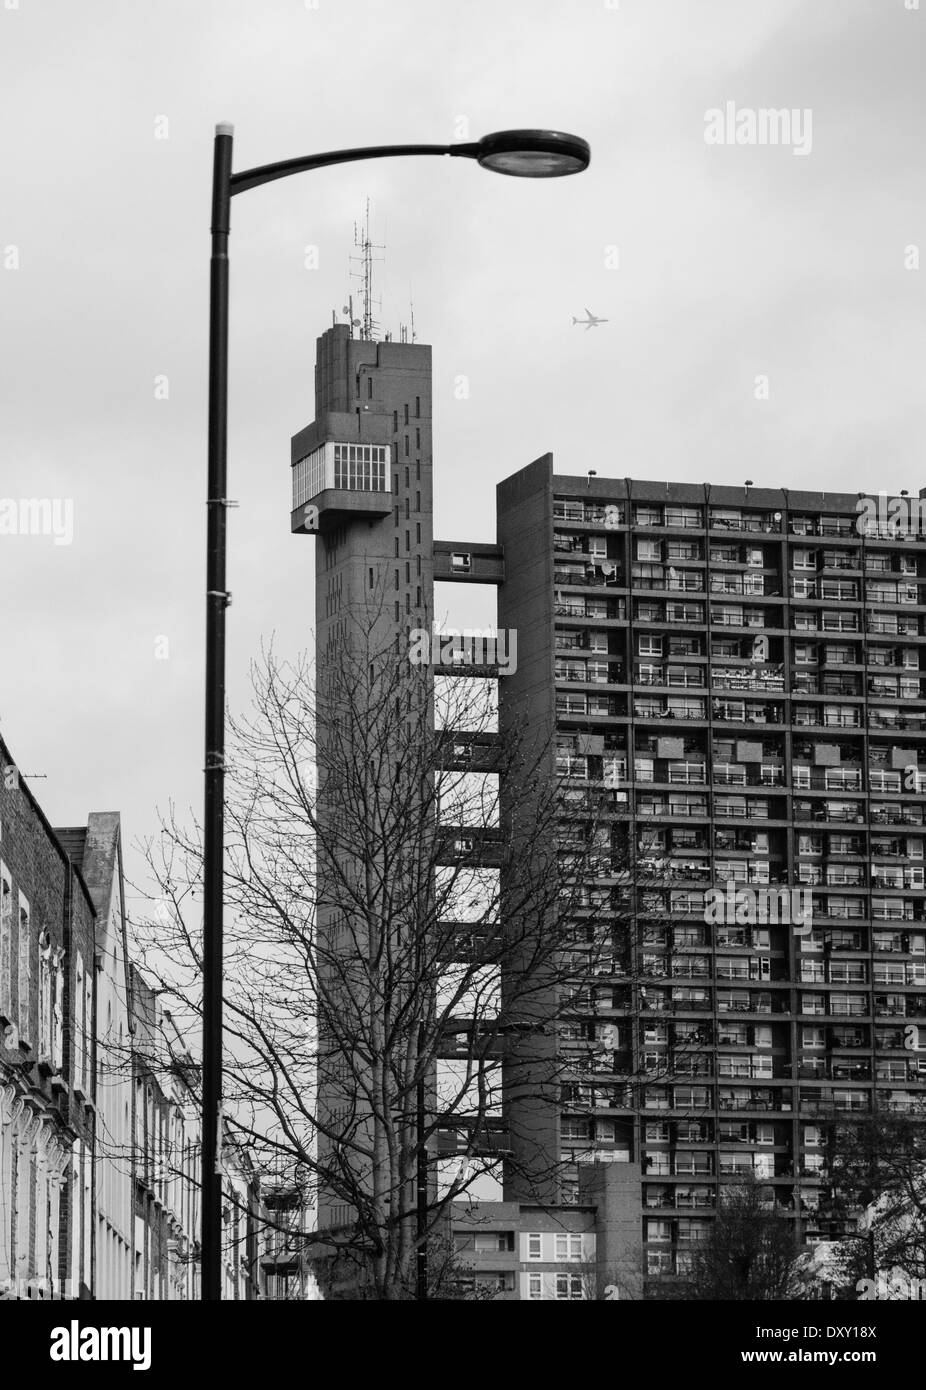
xmin=349 ymin=198 xmax=384 ymax=342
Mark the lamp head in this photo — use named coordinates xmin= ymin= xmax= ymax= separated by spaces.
xmin=475 ymin=129 xmax=590 ymax=178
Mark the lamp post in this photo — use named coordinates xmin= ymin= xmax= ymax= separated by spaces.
xmin=202 ymin=124 xmax=590 ymax=1300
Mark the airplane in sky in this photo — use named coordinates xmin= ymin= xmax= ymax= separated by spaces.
xmin=572 ymin=308 xmax=608 ymax=329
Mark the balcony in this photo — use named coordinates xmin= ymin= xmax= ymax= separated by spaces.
xmin=554 ymin=562 xmax=622 ymax=588
xmin=633 ymin=669 xmax=704 ymax=689
xmin=710 ymin=577 xmax=768 ymax=597
xmin=711 ymin=702 xmax=784 ymax=726
xmin=554 ymin=501 xmax=621 ymax=525
xmin=665 ymin=763 xmax=707 ymax=784
xmin=713 ymin=671 xmax=785 ymax=693
xmin=711 ymin=513 xmax=781 ymax=534
xmin=291 ymin=440 xmax=392 ymax=532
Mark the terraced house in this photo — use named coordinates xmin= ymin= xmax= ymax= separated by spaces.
xmin=1 ymin=765 xmax=297 ymax=1300
xmin=0 ymin=735 xmax=96 ymax=1298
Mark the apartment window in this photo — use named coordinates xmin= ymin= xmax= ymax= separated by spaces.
xmin=528 ymin=1274 xmax=543 ymax=1300
xmin=554 ymin=1274 xmax=584 ymax=1300
xmin=328 ymin=442 xmax=389 ymax=493
xmin=80 ymin=961 xmax=91 ymax=1089
xmin=415 ymin=396 xmax=420 ymax=417
xmin=73 ymin=951 xmax=85 ymax=1087
xmin=18 ymin=892 xmax=30 ymax=1046
xmin=666 ymin=506 xmax=702 ymax=527
xmin=474 ymin=1233 xmax=513 ymax=1253
xmin=667 ymin=697 xmax=704 ymax=719
xmin=38 ymin=931 xmax=54 ymax=1062
xmin=527 ymin=1233 xmax=543 ymax=1260
xmin=393 ymin=410 xmax=398 ymax=432
xmin=674 ymin=1085 xmax=711 ymax=1109
xmin=554 ymin=1233 xmax=583 ymax=1261
xmin=793 ymin=612 xmax=818 ymax=633
xmin=833 ymin=1090 xmax=869 ymax=1112
xmin=0 ymin=862 xmax=11 ymax=1020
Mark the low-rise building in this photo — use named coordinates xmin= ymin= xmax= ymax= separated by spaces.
xmin=0 ymin=738 xmax=96 ymax=1299
xmin=58 ymin=812 xmax=134 ymax=1299
xmin=448 ymin=1163 xmax=643 ymax=1300
xmin=1 ymin=741 xmax=315 ymax=1301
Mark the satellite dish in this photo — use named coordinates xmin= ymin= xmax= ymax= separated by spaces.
xmin=341 ymin=305 xmax=350 ymax=314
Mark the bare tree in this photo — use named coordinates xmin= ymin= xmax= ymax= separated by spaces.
xmin=132 ymin=606 xmax=637 ymax=1299
xmin=817 ymin=1108 xmax=926 ymax=1297
xmin=667 ymin=1175 xmax=802 ymax=1301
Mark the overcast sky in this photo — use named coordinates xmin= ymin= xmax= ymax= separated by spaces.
xmin=0 ymin=0 xmax=923 ymax=893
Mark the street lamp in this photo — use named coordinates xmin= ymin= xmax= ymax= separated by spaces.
xmin=202 ymin=124 xmax=590 ymax=1301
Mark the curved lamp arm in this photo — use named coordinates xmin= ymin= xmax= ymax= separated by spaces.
xmin=230 ymin=142 xmax=477 ymax=196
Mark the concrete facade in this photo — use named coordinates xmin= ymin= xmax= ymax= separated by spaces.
xmin=291 ymin=325 xmax=435 ymax=1234
xmin=495 ymin=460 xmax=926 ymax=1285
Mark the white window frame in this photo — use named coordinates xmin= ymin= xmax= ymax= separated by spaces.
xmin=553 ymin=1232 xmax=583 ymax=1262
